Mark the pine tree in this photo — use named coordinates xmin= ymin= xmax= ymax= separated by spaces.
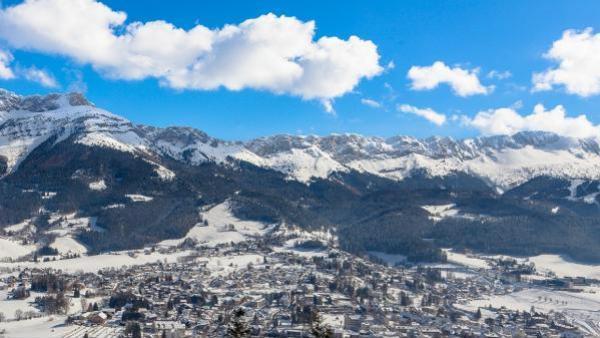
xmin=310 ymin=310 xmax=333 ymax=338
xmin=125 ymin=322 xmax=142 ymax=338
xmin=227 ymin=308 xmax=250 ymax=338
xmin=474 ymin=308 xmax=482 ymax=320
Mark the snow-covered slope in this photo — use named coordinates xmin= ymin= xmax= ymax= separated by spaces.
xmin=248 ymin=132 xmax=600 ymax=188
xmin=0 ymin=89 xmax=144 ymax=174
xmin=159 ymin=200 xmax=274 ymax=247
xmin=3 ymin=88 xmax=600 ymax=189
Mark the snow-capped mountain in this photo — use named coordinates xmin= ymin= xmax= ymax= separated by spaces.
xmin=2 ymin=88 xmax=600 ymax=190
xmin=4 ymin=88 xmax=600 ymax=263
xmin=246 ymin=132 xmax=600 ymax=189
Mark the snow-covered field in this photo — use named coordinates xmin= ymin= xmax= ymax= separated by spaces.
xmin=459 ymin=286 xmax=600 ymax=336
xmin=0 ymin=250 xmax=192 ymax=274
xmin=0 ymin=316 xmax=70 ymax=338
xmin=159 ymin=200 xmax=274 ymax=248
xmin=270 ymin=226 xmax=334 ymax=258
xmin=0 ymin=290 xmax=43 ymax=320
xmin=528 ymin=254 xmax=600 ymax=279
xmin=0 ymin=237 xmax=36 ymax=260
xmin=462 ymin=288 xmax=600 ymax=313
xmin=444 ymin=250 xmax=490 ymax=269
xmin=50 ymin=236 xmax=88 ymax=255
xmin=198 ymin=254 xmax=264 ymax=277
xmin=3 ymin=220 xmax=34 ymax=233
xmin=46 ymin=213 xmax=96 ymax=236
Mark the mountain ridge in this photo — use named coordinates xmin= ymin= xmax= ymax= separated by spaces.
xmin=3 ymin=88 xmax=600 ymax=263
xmin=2 ymin=88 xmax=600 ymax=189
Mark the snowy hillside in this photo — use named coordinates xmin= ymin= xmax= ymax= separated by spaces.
xmin=159 ymin=200 xmax=275 ymax=248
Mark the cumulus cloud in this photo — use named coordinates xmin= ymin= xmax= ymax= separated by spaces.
xmin=533 ymin=28 xmax=600 ymax=96
xmin=407 ymin=61 xmax=492 ymax=97
xmin=465 ymin=104 xmax=600 ymax=138
xmin=0 ymin=0 xmax=383 ymax=111
xmin=398 ymin=104 xmax=446 ymax=126
xmin=360 ymin=98 xmax=381 ymax=108
xmin=0 ymin=49 xmax=15 ymax=79
xmin=20 ymin=67 xmax=58 ymax=88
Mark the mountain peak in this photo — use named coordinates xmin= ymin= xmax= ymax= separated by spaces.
xmin=0 ymin=89 xmax=93 ymax=113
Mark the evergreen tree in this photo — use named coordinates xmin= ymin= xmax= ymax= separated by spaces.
xmin=227 ymin=308 xmax=250 ymax=338
xmin=125 ymin=322 xmax=142 ymax=338
xmin=310 ymin=310 xmax=333 ymax=338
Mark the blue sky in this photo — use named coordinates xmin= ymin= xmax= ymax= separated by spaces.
xmin=1 ymin=0 xmax=600 ymax=140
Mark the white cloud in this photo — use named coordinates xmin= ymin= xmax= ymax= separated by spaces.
xmin=21 ymin=67 xmax=58 ymax=88
xmin=0 ymin=49 xmax=15 ymax=79
xmin=407 ymin=61 xmax=492 ymax=97
xmin=398 ymin=104 xmax=446 ymax=126
xmin=533 ymin=28 xmax=600 ymax=96
xmin=465 ymin=104 xmax=600 ymax=138
xmin=361 ymin=98 xmax=381 ymax=108
xmin=0 ymin=0 xmax=383 ymax=111
xmin=487 ymin=70 xmax=512 ymax=80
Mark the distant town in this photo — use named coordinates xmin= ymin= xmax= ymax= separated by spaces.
xmin=1 ymin=226 xmax=596 ymax=338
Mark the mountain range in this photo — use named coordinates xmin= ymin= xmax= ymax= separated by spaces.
xmin=2 ymin=89 xmax=600 ymax=263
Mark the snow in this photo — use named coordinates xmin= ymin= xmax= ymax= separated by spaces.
xmin=41 ymin=192 xmax=56 ymax=199
xmin=345 ymin=139 xmax=600 ymax=190
xmin=102 ymin=203 xmax=124 ymax=210
xmin=528 ymin=254 xmax=600 ymax=279
xmin=197 ymin=254 xmax=264 ymax=277
xmin=269 ymin=226 xmax=334 ymax=258
xmin=254 ymin=147 xmax=348 ymax=183
xmin=5 ymin=91 xmax=600 ymax=189
xmin=568 ymin=179 xmax=585 ymax=200
xmin=0 ymin=315 xmax=70 ymax=338
xmin=3 ymin=220 xmax=33 ymax=233
xmin=0 ymin=237 xmax=36 ymax=260
xmin=322 ymin=313 xmax=344 ymax=329
xmin=0 ymin=250 xmax=192 ymax=273
xmin=159 ymin=200 xmax=274 ymax=247
xmin=460 ymin=287 xmax=600 ymax=336
xmin=62 ymin=325 xmax=123 ymax=338
xmin=421 ymin=204 xmax=458 ymax=221
xmin=444 ymin=250 xmax=490 ymax=269
xmin=441 ymin=270 xmax=475 ymax=280
xmin=0 ymin=133 xmax=52 ymax=175
xmin=88 ymin=179 xmax=106 ymax=191
xmin=0 ymin=290 xmax=43 ymax=320
xmin=461 ymin=287 xmax=600 ymax=313
xmin=152 ymin=137 xmax=262 ymax=168
xmin=49 ymin=236 xmax=87 ymax=255
xmin=153 ymin=163 xmax=175 ymax=181
xmin=125 ymin=194 xmax=153 ymax=202
xmin=76 ymin=129 xmax=147 ymax=154
xmin=45 ymin=213 xmax=96 ymax=236
xmin=0 ymin=99 xmax=139 ymax=175
xmin=583 ymin=192 xmax=599 ymax=204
